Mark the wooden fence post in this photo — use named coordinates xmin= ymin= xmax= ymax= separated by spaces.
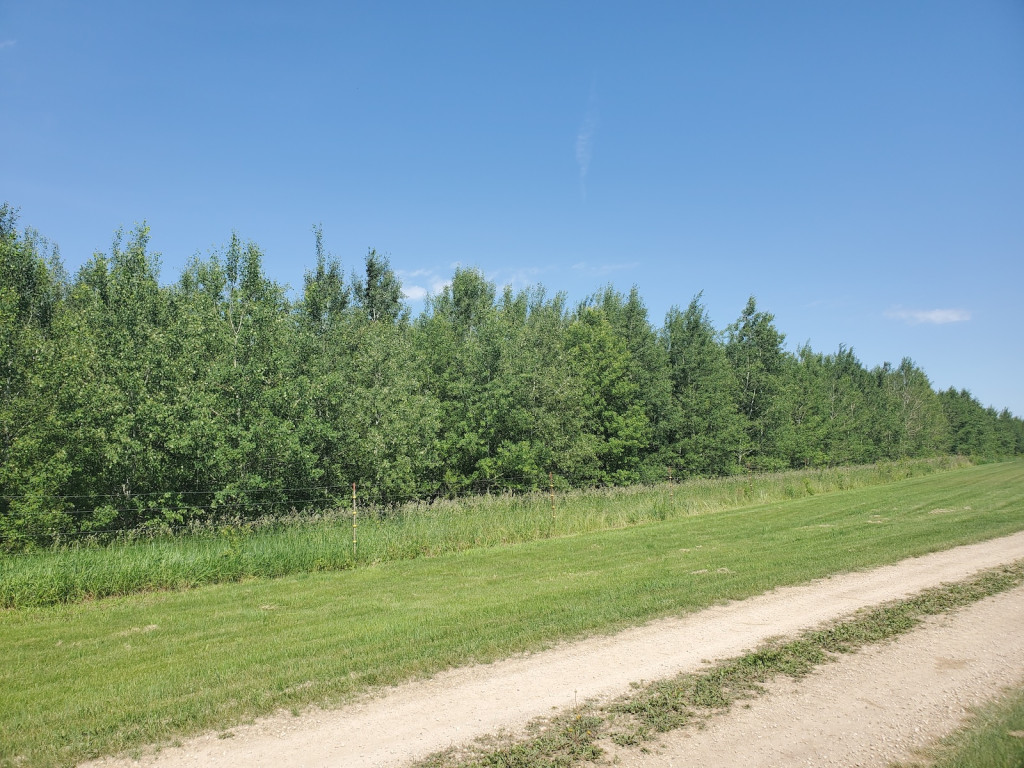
xmin=352 ymin=482 xmax=357 ymax=559
xmin=549 ymin=471 xmax=555 ymax=521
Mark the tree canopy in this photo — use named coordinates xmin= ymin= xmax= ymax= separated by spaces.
xmin=2 ymin=207 xmax=1021 ymax=549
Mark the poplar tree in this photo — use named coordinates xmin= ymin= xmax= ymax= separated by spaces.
xmin=564 ymin=306 xmax=649 ymax=484
xmin=725 ymin=296 xmax=790 ymax=469
xmin=353 ymin=248 xmax=404 ymax=324
xmin=0 ymin=206 xmax=68 ymax=546
xmin=661 ymin=294 xmax=745 ymax=476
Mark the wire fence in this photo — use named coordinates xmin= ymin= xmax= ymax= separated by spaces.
xmin=0 ymin=469 xmax=684 ymax=550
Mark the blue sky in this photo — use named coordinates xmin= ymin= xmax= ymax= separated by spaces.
xmin=2 ymin=1 xmax=1023 ymax=415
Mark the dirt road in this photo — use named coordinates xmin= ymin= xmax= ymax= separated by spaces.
xmin=608 ymin=585 xmax=1024 ymax=767
xmin=84 ymin=531 xmax=1024 ymax=768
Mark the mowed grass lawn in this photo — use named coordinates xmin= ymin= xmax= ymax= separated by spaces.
xmin=2 ymin=460 xmax=1023 ymax=768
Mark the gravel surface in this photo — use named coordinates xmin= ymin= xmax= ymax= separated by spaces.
xmin=607 ymin=585 xmax=1024 ymax=767
xmin=82 ymin=530 xmax=1024 ymax=768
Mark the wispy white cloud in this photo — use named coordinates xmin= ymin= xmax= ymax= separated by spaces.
xmin=401 ymin=268 xmax=435 ymax=279
xmin=398 ymin=268 xmax=449 ymax=302
xmin=0 ymin=40 xmax=16 ymax=50
xmin=400 ymin=264 xmax=548 ymax=302
xmin=402 ymin=285 xmax=428 ymax=301
xmin=576 ymin=85 xmax=598 ymax=199
xmin=885 ymin=307 xmax=972 ymax=325
xmin=493 ymin=266 xmax=543 ymax=290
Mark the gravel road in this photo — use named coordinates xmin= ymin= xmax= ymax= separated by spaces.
xmin=83 ymin=530 xmax=1024 ymax=768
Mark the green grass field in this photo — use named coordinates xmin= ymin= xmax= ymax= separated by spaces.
xmin=416 ymin=562 xmax=1024 ymax=768
xmin=1 ymin=459 xmax=1023 ymax=768
xmin=0 ymin=457 xmax=971 ymax=608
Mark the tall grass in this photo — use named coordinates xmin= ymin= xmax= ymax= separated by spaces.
xmin=0 ymin=457 xmax=973 ymax=608
xmin=2 ymin=458 xmax=1022 ymax=768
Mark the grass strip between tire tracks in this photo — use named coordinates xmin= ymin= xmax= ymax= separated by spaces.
xmin=417 ymin=561 xmax=1024 ymax=768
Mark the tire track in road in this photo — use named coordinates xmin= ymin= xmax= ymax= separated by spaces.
xmin=83 ymin=531 xmax=1024 ymax=768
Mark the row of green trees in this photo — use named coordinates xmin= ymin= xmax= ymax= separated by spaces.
xmin=2 ymin=204 xmax=1022 ymax=548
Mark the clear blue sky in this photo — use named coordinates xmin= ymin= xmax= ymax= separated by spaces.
xmin=2 ymin=2 xmax=1022 ymax=415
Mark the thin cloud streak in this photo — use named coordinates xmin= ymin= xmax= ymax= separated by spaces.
xmin=885 ymin=307 xmax=972 ymax=325
xmin=0 ymin=40 xmax=16 ymax=50
xmin=576 ymin=85 xmax=598 ymax=199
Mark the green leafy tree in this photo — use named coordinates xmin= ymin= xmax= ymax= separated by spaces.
xmin=0 ymin=205 xmax=69 ymax=546
xmin=660 ymin=295 xmax=745 ymax=476
xmin=414 ymin=267 xmax=500 ymax=492
xmin=300 ymin=224 xmax=350 ymax=339
xmin=332 ymin=320 xmax=439 ymax=503
xmin=7 ymin=202 xmax=1024 ymax=547
xmin=479 ymin=286 xmax=583 ymax=489
xmin=290 ymin=227 xmax=355 ymax=503
xmin=1 ymin=224 xmax=178 ymax=541
xmin=870 ymin=358 xmax=949 ymax=459
xmin=593 ymin=286 xmax=672 ymax=478
xmin=775 ymin=346 xmax=831 ymax=467
xmin=564 ymin=306 xmax=650 ymax=484
xmin=167 ymin=236 xmax=313 ymax=518
xmin=816 ymin=346 xmax=875 ymax=465
xmin=725 ymin=296 xmax=790 ymax=470
xmin=995 ymin=408 xmax=1024 ymax=455
xmin=938 ymin=388 xmax=1000 ymax=457
xmin=353 ymin=248 xmax=406 ymax=324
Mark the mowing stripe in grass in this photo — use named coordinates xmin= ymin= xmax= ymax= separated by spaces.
xmin=0 ymin=457 xmax=978 ymax=608
xmin=1 ymin=460 xmax=1022 ymax=768
xmin=417 ymin=561 xmax=1024 ymax=768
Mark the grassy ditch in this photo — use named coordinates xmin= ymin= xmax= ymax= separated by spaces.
xmin=1 ymin=459 xmax=1022 ymax=767
xmin=0 ymin=457 xmax=977 ymax=608
xmin=418 ymin=562 xmax=1024 ymax=768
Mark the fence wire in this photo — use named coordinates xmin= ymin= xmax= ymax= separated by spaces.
xmin=1 ymin=469 xmax=682 ymax=550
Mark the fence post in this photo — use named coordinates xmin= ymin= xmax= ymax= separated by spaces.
xmin=549 ymin=471 xmax=555 ymax=521
xmin=352 ymin=482 xmax=357 ymax=560
xmin=669 ymin=467 xmax=674 ymax=503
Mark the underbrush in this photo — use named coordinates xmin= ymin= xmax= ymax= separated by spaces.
xmin=0 ymin=456 xmax=977 ymax=608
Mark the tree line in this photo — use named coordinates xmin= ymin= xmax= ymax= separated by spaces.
xmin=2 ymin=203 xmax=1022 ymax=548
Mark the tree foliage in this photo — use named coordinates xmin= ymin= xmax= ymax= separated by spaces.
xmin=1 ymin=206 xmax=1021 ymax=548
